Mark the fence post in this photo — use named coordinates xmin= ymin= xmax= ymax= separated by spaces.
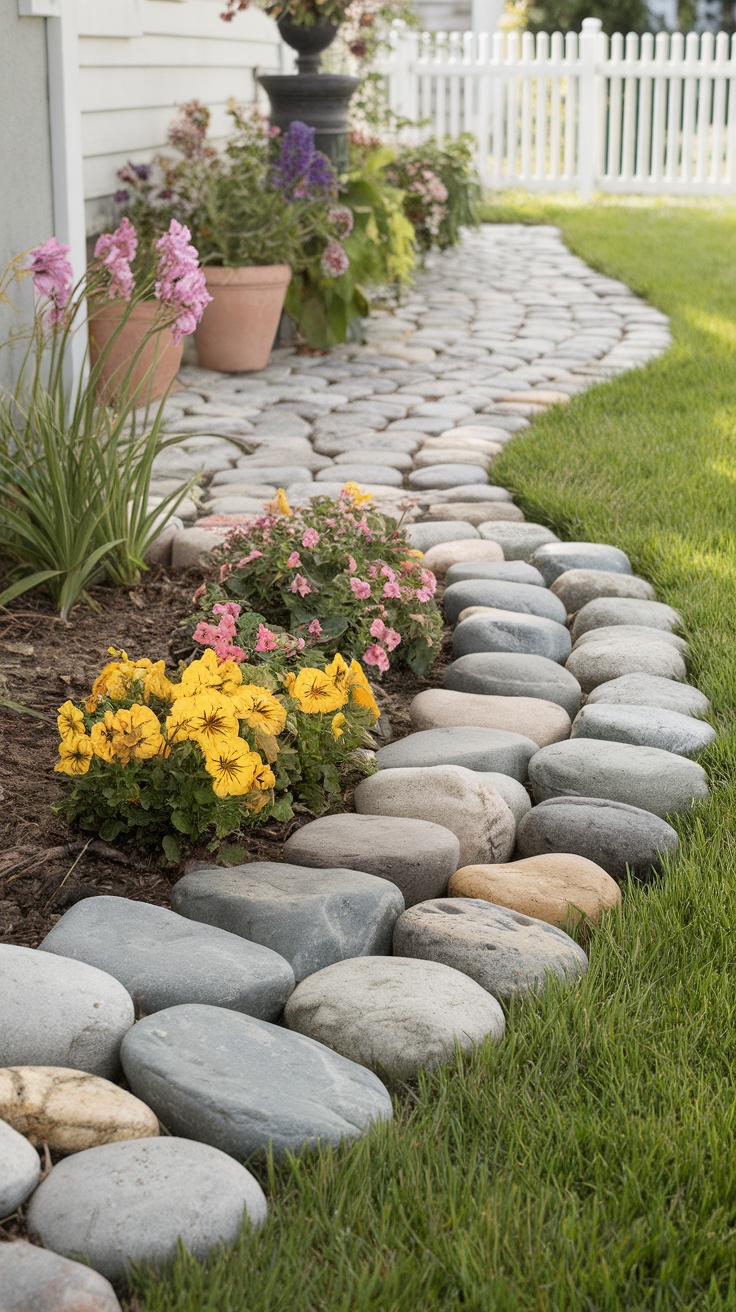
xmin=577 ymin=16 xmax=602 ymax=199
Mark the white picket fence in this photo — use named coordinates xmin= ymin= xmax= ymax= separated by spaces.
xmin=381 ymin=16 xmax=736 ymax=196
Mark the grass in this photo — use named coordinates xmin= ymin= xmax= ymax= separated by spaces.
xmin=129 ymin=195 xmax=736 ymax=1312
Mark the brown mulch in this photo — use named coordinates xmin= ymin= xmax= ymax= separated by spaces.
xmin=0 ymin=572 xmax=451 ymax=950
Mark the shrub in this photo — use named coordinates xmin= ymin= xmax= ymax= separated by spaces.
xmin=383 ymin=135 xmax=482 ymax=253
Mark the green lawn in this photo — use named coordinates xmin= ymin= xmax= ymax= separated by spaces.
xmin=130 ymin=197 xmax=736 ymax=1312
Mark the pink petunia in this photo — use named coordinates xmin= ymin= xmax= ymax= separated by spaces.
xmin=308 ymin=618 xmax=323 ymax=637
xmin=416 ymin=586 xmax=434 ymax=603
xmin=255 ymin=625 xmax=278 ymax=653
xmin=302 ymin=528 xmax=320 ymax=548
xmin=380 ymin=565 xmax=396 ymax=580
xmin=363 ymin=643 xmax=390 ymax=673
xmin=421 ymin=569 xmax=437 ymax=597
xmin=383 ymin=581 xmax=402 ymax=600
xmin=290 ymin=574 xmax=313 ymax=597
xmin=346 ymin=554 xmax=358 ymax=574
xmin=286 ymin=551 xmax=301 ymax=568
xmin=369 ymin=618 xmax=387 ymax=641
xmin=350 ymin=578 xmax=372 ymax=600
xmin=384 ymin=627 xmax=402 ymax=651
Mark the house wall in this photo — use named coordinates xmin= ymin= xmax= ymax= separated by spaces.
xmin=77 ymin=0 xmax=287 ymax=237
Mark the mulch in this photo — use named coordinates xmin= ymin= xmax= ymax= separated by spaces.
xmin=0 ymin=570 xmax=451 ymax=951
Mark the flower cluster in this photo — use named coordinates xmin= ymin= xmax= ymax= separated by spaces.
xmin=93 ymin=217 xmax=138 ymax=301
xmin=27 ymin=238 xmax=74 ymax=325
xmin=154 ymin=219 xmax=212 ymax=343
xmin=383 ymin=136 xmax=482 ymax=254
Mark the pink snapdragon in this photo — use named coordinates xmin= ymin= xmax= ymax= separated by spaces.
xmin=370 ymin=618 xmax=401 ymax=651
xmin=255 ymin=625 xmax=278 ymax=653
xmin=350 ymin=578 xmax=372 ymax=600
xmin=363 ymin=643 xmax=390 ymax=673
xmin=154 ymin=219 xmax=212 ymax=344
xmin=290 ymin=574 xmax=313 ymax=597
xmin=308 ymin=618 xmax=323 ymax=637
xmin=94 ymin=217 xmax=138 ymax=301
xmin=28 ymin=238 xmax=73 ymax=325
xmin=302 ymin=528 xmax=320 ymax=548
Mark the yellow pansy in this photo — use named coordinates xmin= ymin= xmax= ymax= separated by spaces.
xmin=346 ymin=659 xmax=380 ymax=719
xmin=137 ymin=659 xmax=174 ymax=703
xmin=173 ymin=649 xmax=243 ymax=701
xmin=186 ymin=693 xmax=240 ymax=755
xmin=324 ymin=653 xmax=350 ymax=694
xmin=54 ymin=735 xmax=93 ymax=776
xmin=87 ymin=655 xmax=135 ymax=709
xmin=252 ymin=759 xmax=276 ymax=791
xmin=57 ymin=700 xmax=85 ymax=742
xmin=90 ymin=711 xmax=122 ymax=763
xmin=111 ymin=704 xmax=164 ymax=765
xmin=204 ymin=739 xmax=260 ymax=798
xmin=290 ymin=667 xmax=346 ymax=715
xmin=331 ymin=712 xmax=346 ymax=740
xmin=282 ymin=671 xmax=296 ymax=696
xmin=230 ymin=686 xmax=287 ymax=736
xmin=342 ymin=481 xmax=373 ymax=506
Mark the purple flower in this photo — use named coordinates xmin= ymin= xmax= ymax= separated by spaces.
xmin=94 ymin=217 xmax=138 ymax=301
xmin=114 ymin=189 xmax=131 ymax=204
xmin=320 ymin=241 xmax=349 ymax=279
xmin=132 ymin=162 xmax=152 ymax=181
xmin=272 ymin=121 xmax=337 ymax=200
xmin=27 ymin=237 xmax=73 ymax=325
xmin=154 ymin=219 xmax=212 ymax=344
xmin=328 ymin=205 xmax=354 ymax=239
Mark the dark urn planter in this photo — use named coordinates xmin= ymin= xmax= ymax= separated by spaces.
xmin=259 ymin=15 xmax=359 ymax=174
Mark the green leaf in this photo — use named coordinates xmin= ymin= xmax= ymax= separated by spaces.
xmin=162 ymin=834 xmax=181 ymax=864
xmin=0 ymin=697 xmax=52 ymax=722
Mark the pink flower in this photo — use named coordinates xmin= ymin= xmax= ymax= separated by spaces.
xmin=255 ymin=625 xmax=278 ymax=653
xmin=287 ymin=551 xmax=301 ymax=568
xmin=213 ymin=640 xmax=246 ymax=663
xmin=363 ymin=643 xmax=390 ymax=673
xmin=234 ymin=550 xmax=263 ymax=568
xmin=383 ymin=581 xmax=402 ymax=599
xmin=308 ymin=618 xmax=323 ymax=637
xmin=290 ymin=574 xmax=313 ymax=597
xmin=370 ymin=618 xmax=387 ymax=641
xmin=384 ymin=627 xmax=401 ymax=651
xmin=193 ymin=621 xmax=219 ymax=647
xmin=192 ymin=584 xmax=206 ymax=604
xmin=350 ymin=578 xmax=372 ymax=600
xmin=219 ymin=563 xmax=233 ymax=582
xmin=346 ymin=554 xmax=358 ymax=574
xmin=416 ymin=586 xmax=434 ymax=603
xmin=94 ymin=217 xmax=138 ymax=301
xmin=325 ymin=517 xmax=336 ymax=527
xmin=421 ymin=569 xmax=437 ymax=597
xmin=213 ymin=601 xmax=241 ymax=619
xmin=328 ymin=205 xmax=354 ymax=239
xmin=320 ymin=241 xmax=349 ymax=279
xmin=28 ymin=238 xmax=73 ymax=324
xmin=154 ymin=219 xmax=212 ymax=344
xmin=380 ymin=565 xmax=396 ymax=580
xmin=302 ymin=529 xmax=320 ymax=548
xmin=368 ymin=565 xmax=378 ymax=579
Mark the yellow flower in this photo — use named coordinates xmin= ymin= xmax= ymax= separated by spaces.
xmin=331 ymin=712 xmax=346 ymax=740
xmin=275 ymin=487 xmax=291 ymax=516
xmin=57 ymin=700 xmax=85 ymax=741
xmin=90 ymin=711 xmax=122 ymax=763
xmin=54 ymin=735 xmax=93 ymax=776
xmin=229 ymin=685 xmax=287 ymax=736
xmin=204 ymin=739 xmax=260 ymax=798
xmin=283 ymin=671 xmax=296 ymax=696
xmin=186 ymin=693 xmax=240 ymax=755
xmin=324 ymin=653 xmax=350 ymax=694
xmin=342 ymin=481 xmax=373 ymax=506
xmin=112 ymin=705 xmax=164 ymax=765
xmin=252 ymin=759 xmax=276 ymax=791
xmin=136 ymin=659 xmax=174 ymax=704
xmin=290 ymin=667 xmax=346 ymax=714
xmin=87 ymin=656 xmax=135 ymax=709
xmin=346 ymin=659 xmax=380 ymax=720
xmin=173 ymin=649 xmax=243 ymax=701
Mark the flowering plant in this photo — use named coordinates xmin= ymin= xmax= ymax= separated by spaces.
xmin=221 ymin=0 xmax=349 ymax=27
xmin=383 ymin=135 xmax=482 ymax=253
xmin=192 ymin=486 xmax=443 ymax=676
xmin=91 ymin=215 xmax=211 ymax=345
xmin=53 ymin=642 xmax=380 ymax=858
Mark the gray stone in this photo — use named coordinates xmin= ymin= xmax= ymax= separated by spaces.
xmin=475 ymin=772 xmax=532 ymax=824
xmin=171 ymin=862 xmax=403 ymax=983
xmin=393 ymin=900 xmax=588 ymax=1001
xmin=478 ymin=522 xmax=560 ymax=559
xmin=407 ymin=464 xmax=490 ymax=490
xmin=572 ymin=625 xmax=686 ymax=653
xmin=120 ymin=1004 xmax=391 ymax=1160
xmin=566 ymin=634 xmax=687 ymax=692
xmin=571 ymin=703 xmax=715 ymax=757
xmin=427 ymin=502 xmax=525 ymax=525
xmin=283 ymin=815 xmax=460 ymax=908
xmin=315 ymin=463 xmax=403 ymax=487
xmin=26 ymin=1136 xmax=267 ymax=1283
xmin=409 ymin=686 xmax=571 ymax=747
xmin=406 ymin=521 xmax=480 ymax=551
xmin=443 ymin=579 xmax=567 ymax=626
xmin=412 ymin=448 xmax=495 ymax=468
xmin=0 ymin=1242 xmax=122 ymax=1312
xmin=333 ymin=448 xmax=414 ymax=471
xmin=0 ymin=1120 xmax=41 ymax=1216
xmin=453 ymin=610 xmax=572 ymax=664
xmin=445 ymin=561 xmax=546 ymax=588
xmin=445 ymin=653 xmax=582 ymax=718
xmin=314 ymin=433 xmax=420 ymax=456
xmin=354 ymin=764 xmax=516 ymax=865
xmin=530 ymin=542 xmax=632 ymax=585
xmin=0 ymin=945 xmax=134 ymax=1080
xmin=284 ymin=957 xmax=505 ymax=1082
xmin=223 ymin=464 xmax=313 ymax=486
xmin=171 ymin=527 xmax=226 ymax=570
xmin=516 ymin=796 xmax=679 ymax=880
xmin=375 ymin=726 xmax=538 ymax=782
xmin=550 ymin=568 xmax=656 ymax=613
xmin=428 ymin=484 xmax=515 ymax=503
xmin=38 ymin=896 xmax=295 ymax=1020
xmin=570 ymin=597 xmax=681 ymax=643
xmin=528 ymin=739 xmax=709 ymax=817
xmin=586 ymin=673 xmax=711 ymax=718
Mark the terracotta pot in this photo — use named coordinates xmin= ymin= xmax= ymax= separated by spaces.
xmin=194 ymin=265 xmax=292 ymax=373
xmin=88 ymin=299 xmax=182 ymax=404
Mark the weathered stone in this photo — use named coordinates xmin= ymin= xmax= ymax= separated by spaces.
xmin=120 ymin=1004 xmax=391 ymax=1160
xmin=516 ymin=796 xmax=679 ymax=879
xmin=573 ymin=625 xmax=686 ymax=653
xmin=284 ymin=957 xmax=504 ymax=1082
xmin=283 ymin=815 xmax=460 ymax=908
xmin=26 ymin=1136 xmax=267 ymax=1283
xmin=453 ymin=610 xmax=572 ymax=664
xmin=406 ymin=521 xmax=481 ymax=552
xmin=412 ymin=447 xmax=499 ymax=468
xmin=427 ymin=501 xmax=524 ymax=524
xmin=476 ymin=771 xmax=532 ymax=823
xmin=586 ymin=673 xmax=711 ymax=718
xmin=566 ymin=634 xmax=687 ymax=692
xmin=409 ymin=687 xmax=571 ymax=747
xmin=0 ymin=1067 xmax=159 ymax=1156
xmin=393 ymin=900 xmax=588 ymax=1001
xmin=0 ymin=1242 xmax=122 ymax=1312
xmin=315 ymin=463 xmax=403 ymax=487
xmin=445 ymin=652 xmax=582 ymax=718
xmin=375 ymin=726 xmax=538 ymax=782
xmin=171 ymin=862 xmax=403 ymax=983
xmin=39 ymin=896 xmax=294 ymax=1021
xmin=445 ymin=560 xmax=546 ymax=587
xmin=550 ymin=568 xmax=656 ymax=613
xmin=448 ymin=853 xmax=621 ymax=929
xmin=354 ymin=764 xmax=515 ymax=865
xmin=171 ymin=527 xmax=226 ymax=570
xmin=407 ymin=464 xmax=490 ymax=490
xmin=528 ymin=739 xmax=709 ymax=817
xmin=0 ymin=945 xmax=134 ymax=1080
xmin=419 ymin=538 xmax=506 ymax=575
xmin=478 ymin=522 xmax=560 ymax=559
xmin=570 ymin=596 xmax=682 ymax=643
xmin=333 ymin=448 xmax=414 ymax=470
xmin=429 ymin=484 xmax=515 ymax=503
xmin=316 ymin=433 xmax=420 ymax=456
xmin=531 ymin=542 xmax=632 ymax=585
xmin=571 ymin=703 xmax=715 ymax=757
xmin=443 ymin=579 xmax=567 ymax=625
xmin=0 ymin=1119 xmax=40 ymax=1216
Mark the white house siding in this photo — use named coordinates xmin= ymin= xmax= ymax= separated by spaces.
xmin=77 ymin=0 xmax=287 ymax=236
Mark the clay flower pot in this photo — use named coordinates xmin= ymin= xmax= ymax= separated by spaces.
xmin=194 ymin=265 xmax=292 ymax=373
xmin=88 ymin=299 xmax=182 ymax=405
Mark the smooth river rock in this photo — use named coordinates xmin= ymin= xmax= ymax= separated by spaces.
xmin=515 ymin=796 xmax=679 ymax=879
xmin=478 ymin=521 xmax=560 ymax=560
xmin=566 ymin=633 xmax=687 ymax=692
xmin=0 ymin=1242 xmax=123 ymax=1312
xmin=284 ymin=956 xmax=505 ymax=1082
xmin=550 ymin=567 xmax=656 ymax=613
xmin=171 ymin=861 xmax=403 ymax=983
xmin=427 ymin=502 xmax=524 ymax=526
xmin=448 ymin=853 xmax=621 ymax=929
xmin=393 ymin=900 xmax=588 ymax=1001
xmin=0 ymin=1066 xmax=159 ymax=1155
xmin=443 ymin=578 xmax=567 ymax=626
xmin=409 ymin=687 xmax=571 ymax=747
xmin=406 ymin=520 xmax=481 ymax=552
xmin=586 ymin=673 xmax=711 ymax=718
xmin=39 ymin=896 xmax=295 ymax=1021
xmin=530 ymin=542 xmax=632 ymax=586
xmin=407 ymin=463 xmax=490 ymax=490
xmin=354 ymin=764 xmax=516 ymax=865
xmin=0 ymin=1118 xmax=40 ymax=1216
xmin=26 ymin=1136 xmax=267 ymax=1283
xmin=570 ymin=596 xmax=682 ymax=643
xmin=571 ymin=703 xmax=716 ymax=757
xmin=445 ymin=561 xmax=546 ymax=588
xmin=121 ymin=1004 xmax=392 ymax=1159
xmin=444 ymin=652 xmax=582 ymax=719
xmin=0 ymin=945 xmax=134 ymax=1080
xmin=528 ymin=739 xmax=709 ymax=817
xmin=453 ymin=610 xmax=572 ymax=664
xmin=375 ymin=726 xmax=538 ymax=782
xmin=572 ymin=625 xmax=686 ymax=653
xmin=420 ymin=538 xmax=505 ymax=576
xmin=475 ymin=772 xmax=533 ymax=824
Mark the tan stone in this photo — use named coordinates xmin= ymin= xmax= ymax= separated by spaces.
xmin=421 ymin=538 xmax=505 ymax=575
xmin=448 ymin=853 xmax=620 ymax=929
xmin=0 ymin=1067 xmax=159 ymax=1155
xmin=409 ymin=687 xmax=571 ymax=747
xmin=427 ymin=503 xmax=524 ymax=525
